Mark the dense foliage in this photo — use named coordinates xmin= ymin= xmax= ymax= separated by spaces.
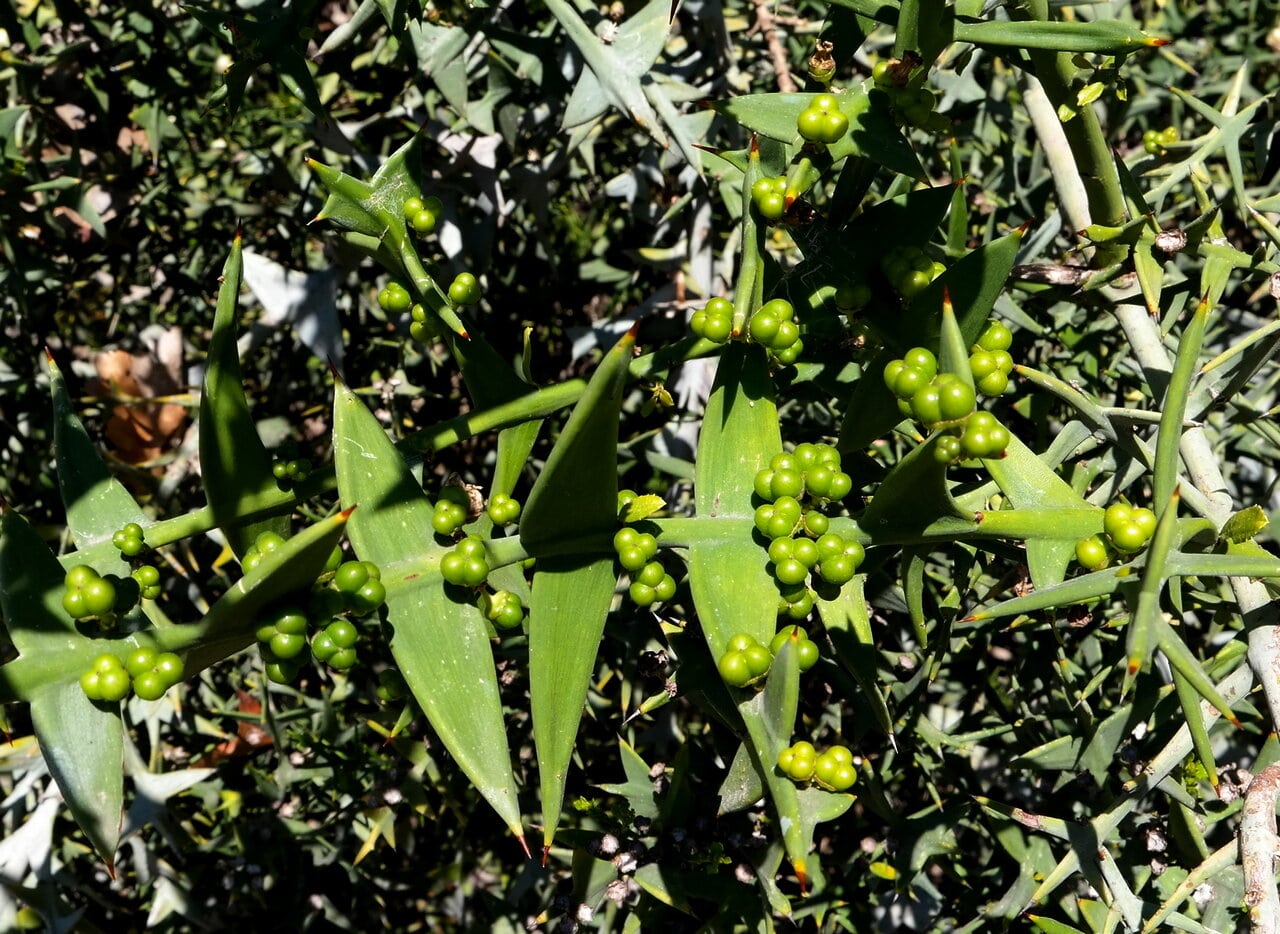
xmin=1 ymin=1 xmax=1279 ymax=931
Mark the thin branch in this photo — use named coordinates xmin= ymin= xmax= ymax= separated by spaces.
xmin=1243 ymin=763 xmax=1280 ymax=932
xmin=753 ymin=0 xmax=797 ymax=93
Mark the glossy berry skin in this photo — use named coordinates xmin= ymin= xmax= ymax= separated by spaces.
xmin=433 ymin=500 xmax=468 ymax=536
xmin=81 ymin=577 xmax=117 ymax=617
xmin=814 ymin=745 xmax=857 ymax=790
xmin=797 ymin=94 xmax=848 ymax=144
xmin=126 ymin=647 xmax=158 ymax=678
xmin=769 ymin=625 xmax=820 ymax=671
xmin=1075 ymin=536 xmax=1110 ymax=571
xmin=448 ymin=272 xmax=481 ymax=306
xmin=153 ymin=653 xmax=184 ymax=684
xmin=112 ymin=523 xmax=145 ymax=557
xmin=1109 ymin=522 xmax=1148 ymax=554
xmin=487 ymin=493 xmax=522 ymax=526
xmin=132 ymin=565 xmax=162 ymax=600
xmin=777 ymin=741 xmax=817 ymax=781
xmin=718 ymin=651 xmax=752 ymax=687
xmin=482 ymin=590 xmax=526 ymax=630
xmin=334 ymin=561 xmax=371 ymax=594
xmin=132 ymin=671 xmax=167 ymax=701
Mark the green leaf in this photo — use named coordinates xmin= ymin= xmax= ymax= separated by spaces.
xmin=984 ymin=434 xmax=1089 ymax=588
xmin=1220 ymin=505 xmax=1268 ymax=544
xmin=332 ymin=376 xmax=525 ymax=844
xmin=739 ymin=638 xmax=809 ymax=886
xmin=529 ymin=555 xmax=616 ymax=851
xmin=521 ymin=327 xmax=635 ymax=554
xmin=816 ymin=575 xmax=893 ymax=736
xmin=30 ymin=683 xmax=124 ymax=868
xmin=688 ymin=343 xmax=781 ymax=658
xmin=48 ymin=352 xmax=146 ymax=591
xmin=198 ymin=236 xmax=290 ymax=556
xmin=860 ymin=434 xmax=973 ymax=537
xmin=717 ymin=742 xmax=765 ymax=815
xmin=595 ymin=738 xmax=660 ymax=820
xmin=623 ymin=494 xmax=666 ymax=523
xmin=951 ymin=19 xmax=1167 ymax=53
xmin=713 ymin=87 xmax=922 ymax=179
xmin=0 ymin=505 xmax=80 ymax=661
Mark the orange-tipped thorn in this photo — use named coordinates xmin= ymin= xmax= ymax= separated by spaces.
xmin=541 ymin=843 xmax=552 ymax=867
xmin=516 ymin=834 xmax=531 ymax=860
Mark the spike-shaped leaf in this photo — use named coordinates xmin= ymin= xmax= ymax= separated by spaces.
xmin=332 ymin=377 xmax=524 ymax=842
xmin=199 ymin=236 xmax=290 ymax=556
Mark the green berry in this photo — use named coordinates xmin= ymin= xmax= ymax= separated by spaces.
xmin=126 ymin=647 xmax=158 ymax=678
xmin=976 ymin=371 xmax=1009 ymax=397
xmin=153 ymin=653 xmax=184 ymax=685
xmin=743 ymin=644 xmax=773 ymax=678
xmin=749 ymin=311 xmax=781 ymax=346
xmin=133 ymin=671 xmax=168 ymax=701
xmin=265 ymin=658 xmax=303 ymax=685
xmin=718 ymin=651 xmax=752 ymax=687
xmin=348 ymin=578 xmax=386 ymax=614
xmin=774 ymin=558 xmax=809 ymax=587
xmin=1076 ymin=536 xmax=1110 ymax=571
xmin=326 ymin=619 xmax=359 ymax=649
xmin=269 ymin=632 xmax=308 ymax=660
xmin=448 ymin=272 xmax=481 ymax=306
xmin=1110 ymin=522 xmax=1148 ymax=553
xmin=653 ymin=575 xmax=677 ymax=602
xmin=636 ymin=561 xmax=666 ymax=588
xmin=81 ymin=577 xmax=117 ymax=617
xmin=327 ymin=648 xmax=358 ymax=671
xmin=62 ymin=588 xmax=87 ymax=619
xmin=335 ymin=560 xmax=370 ymax=594
xmin=977 ymin=322 xmax=1013 ymax=353
xmin=629 ymin=582 xmax=657 ymax=606
xmin=97 ymin=667 xmax=131 ymax=703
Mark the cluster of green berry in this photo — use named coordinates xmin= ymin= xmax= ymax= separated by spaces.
xmin=63 ymin=565 xmax=123 ymax=625
xmin=881 ymin=245 xmax=946 ymax=299
xmin=884 ymin=348 xmax=976 ymax=427
xmin=1075 ymin=502 xmax=1158 ymax=571
xmin=882 ymin=346 xmax=1012 ymax=462
xmin=754 ymin=443 xmax=854 ymax=512
xmin=404 ymin=194 xmax=444 ymax=236
xmin=106 ymin=519 xmax=162 ymax=601
xmin=440 ymin=535 xmax=490 ymax=587
xmin=967 ymin=320 xmax=1015 ymax=397
xmin=753 ymin=444 xmax=863 ymax=598
xmin=379 ymin=279 xmax=444 ymax=344
xmin=478 ymin=589 xmax=525 ymax=630
xmin=111 ymin=522 xmax=146 ymax=557
xmin=272 ymin=455 xmax=312 ymax=487
xmin=256 ymin=556 xmax=386 ymax=683
xmin=717 ymin=626 xmax=820 ymax=688
xmin=833 ymin=282 xmax=872 ymax=313
xmin=613 ymin=526 xmax=676 ymax=608
xmin=80 ymin=648 xmax=185 ymax=703
xmin=750 ymin=176 xmax=787 ymax=221
xmin=487 ymin=492 xmax=522 ymax=526
xmin=1142 ymin=126 xmax=1178 ymax=155
xmin=689 ymin=297 xmax=733 ymax=344
xmin=776 ymin=740 xmax=856 ymax=791
xmin=747 ymin=298 xmax=804 ymax=366
xmin=241 ymin=530 xmax=288 ymax=573
xmin=433 ymin=485 xmax=474 ymax=537
xmin=447 ymin=272 xmax=481 ymax=306
xmin=796 ymin=93 xmax=849 ymax=145
xmin=871 ymin=62 xmax=947 ymax=132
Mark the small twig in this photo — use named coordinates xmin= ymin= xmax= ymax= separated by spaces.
xmin=1243 ymin=763 xmax=1280 ymax=932
xmin=753 ymin=0 xmax=796 ymax=93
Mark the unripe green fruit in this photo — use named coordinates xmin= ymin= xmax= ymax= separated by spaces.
xmin=126 ymin=647 xmax=158 ymax=678
xmin=774 ymin=558 xmax=808 ymax=586
xmin=448 ymin=272 xmax=481 ymax=306
xmin=153 ymin=653 xmax=184 ymax=684
xmin=334 ymin=561 xmax=370 ymax=594
xmin=132 ymin=671 xmax=168 ymax=702
xmin=1076 ymin=535 xmax=1110 ymax=570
